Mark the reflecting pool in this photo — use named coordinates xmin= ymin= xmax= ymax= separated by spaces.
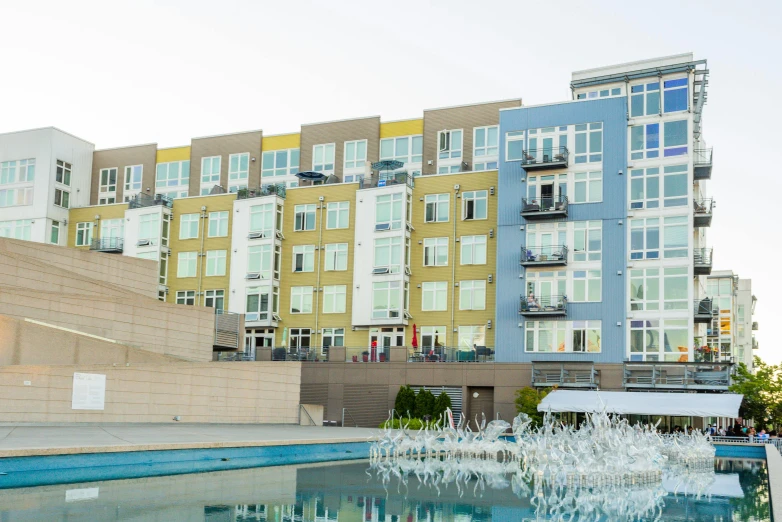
xmin=0 ymin=458 xmax=769 ymax=521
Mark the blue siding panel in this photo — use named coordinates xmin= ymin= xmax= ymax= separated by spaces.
xmin=496 ymin=98 xmax=628 ymax=363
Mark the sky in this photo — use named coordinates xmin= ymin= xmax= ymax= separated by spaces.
xmin=0 ymin=0 xmax=779 ymax=362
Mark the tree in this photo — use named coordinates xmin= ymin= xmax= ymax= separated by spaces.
xmin=393 ymin=385 xmax=416 ymax=418
xmin=432 ymin=391 xmax=453 ymax=424
xmin=730 ymin=356 xmax=782 ymax=431
xmin=414 ymin=388 xmax=436 ymax=418
xmin=515 ymin=386 xmax=552 ymax=428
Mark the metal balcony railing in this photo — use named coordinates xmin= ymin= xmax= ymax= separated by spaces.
xmin=521 ymin=146 xmax=569 ymax=170
xmin=346 ymin=346 xmax=391 ymax=363
xmin=90 ymin=237 xmax=124 ymax=253
xmin=532 ymin=362 xmax=599 ymax=388
xmin=128 ymin=193 xmax=173 ymax=209
xmin=271 ymin=346 xmax=325 ymax=361
xmin=519 ymin=294 xmax=568 ymax=316
xmin=693 ymin=148 xmax=713 ymax=180
xmin=237 ymin=183 xmax=287 ymax=200
xmin=520 ymin=245 xmax=568 ymax=266
xmin=521 ymin=195 xmax=568 ymax=219
xmin=693 ymin=198 xmax=713 ymax=227
xmin=694 ymin=248 xmax=713 ymax=275
xmin=407 ymin=346 xmax=495 ymax=363
xmin=694 ymin=298 xmax=715 ymax=323
xmin=623 ymin=361 xmax=732 ymax=390
xmin=359 ymin=172 xmax=415 ymax=190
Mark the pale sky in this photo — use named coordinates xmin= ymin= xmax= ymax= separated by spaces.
xmin=1 ymin=0 xmax=779 ymax=363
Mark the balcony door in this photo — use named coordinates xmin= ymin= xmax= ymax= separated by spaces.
xmin=369 ymin=327 xmax=404 ymax=361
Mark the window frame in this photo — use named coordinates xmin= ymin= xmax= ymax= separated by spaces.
xmin=326 ymin=201 xmax=349 ymax=230
xmin=290 ymin=286 xmax=314 ymax=314
xmin=55 ymin=160 xmax=71 ymax=186
xmin=423 ymin=237 xmax=448 ymax=267
xmin=207 ymin=211 xmax=229 ymax=238
xmin=294 ymin=204 xmax=316 ymax=232
xmin=460 ymin=235 xmax=487 ymax=265
xmin=201 ymin=156 xmax=221 ymax=185
xmin=99 ymin=167 xmax=117 ymax=195
xmin=323 ymin=285 xmax=347 ymax=314
xmin=375 ymin=193 xmax=403 ymax=230
xmin=421 ymin=281 xmax=448 ymax=312
xmin=228 ymin=153 xmax=250 ymax=183
xmin=292 ymin=244 xmax=315 ymax=273
xmin=205 ymin=250 xmax=227 ymax=277
xmin=123 ymin=164 xmax=143 ymax=196
xmin=630 ymin=81 xmax=661 ymax=117
xmin=75 ymin=222 xmax=93 ymax=246
xmin=462 ymin=190 xmax=488 ymax=221
xmin=312 ymin=143 xmax=335 ymax=175
xmin=574 ymin=123 xmax=602 ymax=164
xmin=262 ymin=148 xmax=300 ymax=178
xmin=372 ymin=280 xmax=401 ymax=319
xmin=424 ymin=194 xmax=449 ymax=223
xmin=176 ymin=290 xmax=196 ymax=305
xmin=572 ymin=270 xmax=602 ymax=302
xmin=663 ymin=77 xmax=689 ymax=114
xmin=204 ymin=289 xmax=225 ymax=310
xmin=459 ymin=280 xmax=487 ymax=311
xmin=473 ymin=125 xmax=499 ymax=170
xmin=573 ymin=171 xmax=602 ymax=204
xmin=343 ymin=139 xmax=367 ymax=171
xmin=573 ymin=220 xmax=602 ymax=262
xmin=177 ymin=251 xmax=198 ymax=278
xmin=324 ymin=243 xmax=348 ymax=271
xmin=54 ymin=188 xmax=70 ymax=209
xmin=374 ymin=236 xmax=403 ymax=273
xmin=179 ymin=213 xmax=200 ymax=240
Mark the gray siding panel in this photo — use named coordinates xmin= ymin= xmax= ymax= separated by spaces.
xmin=299 ymin=117 xmax=380 ymax=182
xmin=189 ymin=131 xmax=263 ymax=196
xmin=91 ymin=144 xmax=157 ymax=204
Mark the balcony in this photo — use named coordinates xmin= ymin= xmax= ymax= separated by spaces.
xmin=521 ymin=146 xmax=569 ymax=170
xmin=519 ymin=294 xmax=567 ymax=317
xmin=406 ymin=346 xmax=495 ymax=363
xmin=272 ymin=346 xmax=323 ymax=361
xmin=237 ymin=183 xmax=287 ymax=200
xmin=359 ymin=171 xmax=414 ymax=190
xmin=694 ymin=248 xmax=713 ymax=275
xmin=128 ymin=193 xmax=173 ymax=209
xmin=345 ymin=346 xmax=390 ymax=363
xmin=90 ymin=237 xmax=124 ymax=253
xmin=520 ymin=245 xmax=568 ymax=267
xmin=521 ymin=195 xmax=568 ymax=220
xmin=623 ymin=362 xmax=731 ymax=391
xmin=752 ymin=321 xmax=758 ymax=331
xmin=693 ymin=198 xmax=713 ymax=227
xmin=753 ymin=337 xmax=759 ymax=350
xmin=532 ymin=362 xmax=599 ymax=389
xmin=694 ymin=298 xmax=715 ymax=323
xmin=693 ymin=148 xmax=713 ymax=180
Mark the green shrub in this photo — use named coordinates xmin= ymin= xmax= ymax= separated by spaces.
xmin=393 ymin=385 xmax=416 ymax=417
xmin=432 ymin=391 xmax=452 ymax=423
xmin=515 ymin=386 xmax=551 ymax=428
xmin=414 ymin=388 xmax=436 ymax=418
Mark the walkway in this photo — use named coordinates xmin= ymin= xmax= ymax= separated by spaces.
xmin=0 ymin=423 xmax=377 ymax=458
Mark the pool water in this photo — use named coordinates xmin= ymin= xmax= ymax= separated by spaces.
xmin=0 ymin=458 xmax=770 ymax=521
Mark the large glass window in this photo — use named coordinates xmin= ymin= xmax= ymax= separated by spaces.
xmin=176 ymin=290 xmax=196 ymax=305
xmin=473 ymin=125 xmax=499 ymax=170
xmin=324 ymin=243 xmax=348 ymax=271
xmin=372 ymin=281 xmax=401 ymax=319
xmin=290 ymin=286 xmax=313 ymax=314
xmin=630 ymin=268 xmax=660 ymax=311
xmin=323 ymin=285 xmax=347 ymax=314
xmin=208 ymin=211 xmax=228 ymax=237
xmin=375 ymin=236 xmax=403 ymax=273
xmin=50 ymin=221 xmax=60 ymax=244
xmin=380 ymin=135 xmax=423 ymax=175
xmin=201 ymin=156 xmax=221 ymax=185
xmin=312 ymin=143 xmax=335 ymax=174
xmin=292 ymin=245 xmax=315 ymax=272
xmin=0 ymin=187 xmax=34 ymax=207
xmin=294 ymin=204 xmax=316 ymax=231
xmin=289 ymin=328 xmax=311 ymax=351
xmin=424 ymin=194 xmax=449 ymax=223
xmin=423 ymin=237 xmax=448 ymax=267
xmin=663 ymin=216 xmax=688 ymax=258
xmin=438 ymin=129 xmax=462 ymax=159
xmin=630 ymin=81 xmax=660 ymax=117
xmin=630 ymin=167 xmax=659 ymax=209
xmin=574 ymin=123 xmax=602 ymax=163
xmin=205 ymin=250 xmax=227 ymax=276
xmin=99 ymin=167 xmax=117 ymax=196
xmin=375 ymin=193 xmax=403 ymax=230
xmin=56 ymin=160 xmax=71 ymax=186
xmin=326 ymin=201 xmax=349 ymax=229
xmin=179 ymin=213 xmax=199 ymax=239
xmin=204 ymin=289 xmax=225 ymax=310
xmin=663 ymin=267 xmax=688 ymax=310
xmin=177 ymin=252 xmax=197 ymax=278
xmin=0 ymin=159 xmax=35 ymax=185
xmin=525 ymin=321 xmax=567 ymax=352
xmin=321 ymin=327 xmax=344 ymax=355
xmin=505 ymin=131 xmax=525 ymax=161
xmin=572 ymin=270 xmax=601 ymax=302
xmin=422 ymin=282 xmax=448 ymax=311
xmin=573 ymin=221 xmax=601 ymax=261
xmin=458 ymin=326 xmax=486 ymax=350
xmin=663 ymin=120 xmax=688 ymax=157
xmin=262 ymin=148 xmax=299 ymax=177
xmin=462 ymin=190 xmax=487 ymax=220
xmin=461 ymin=235 xmax=487 ymax=265
xmin=632 ymin=319 xmax=689 ymax=362
xmin=663 ymin=164 xmax=688 ymax=207
xmin=124 ymin=165 xmax=142 ymax=196
xmin=459 ymin=280 xmax=486 ymax=310
xmin=155 ymin=160 xmax=190 ymax=198
xmin=249 ymin=203 xmax=274 ymax=237
xmin=630 ymin=218 xmax=659 ymax=260
xmin=228 ymin=153 xmax=249 ymax=183
xmin=138 ymin=213 xmax=160 ymax=242
xmin=572 ymin=321 xmax=602 ymax=353
xmin=247 ymin=244 xmax=274 ymax=279
xmin=75 ymin=222 xmax=93 ymax=246
xmin=630 ymin=123 xmax=660 ymax=160
xmin=663 ymin=78 xmax=688 ymax=113
xmin=573 ymin=172 xmax=602 ymax=203
xmin=343 ymin=140 xmax=367 ymax=170
xmin=54 ymin=188 xmax=70 ymax=209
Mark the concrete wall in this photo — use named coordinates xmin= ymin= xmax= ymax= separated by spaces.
xmin=0 ymin=361 xmax=301 ymax=423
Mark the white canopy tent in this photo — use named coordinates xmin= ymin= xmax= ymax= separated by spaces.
xmin=538 ymin=390 xmax=743 ymax=418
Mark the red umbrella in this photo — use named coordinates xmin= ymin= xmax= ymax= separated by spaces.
xmin=411 ymin=324 xmax=418 ymax=350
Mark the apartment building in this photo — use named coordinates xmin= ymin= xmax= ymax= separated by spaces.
xmin=704 ymin=270 xmax=758 ymax=369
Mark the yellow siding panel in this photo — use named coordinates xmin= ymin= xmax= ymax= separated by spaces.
xmin=156 ymin=146 xmax=191 ymax=163
xmin=262 ymin=133 xmax=301 ymax=151
xmin=380 ymin=119 xmax=424 ymax=138
xmin=67 ymin=204 xmax=129 ymax=249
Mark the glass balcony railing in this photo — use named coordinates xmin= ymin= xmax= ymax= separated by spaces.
xmin=128 ymin=193 xmax=173 ymax=209
xmin=237 ymin=183 xmax=287 ymax=200
xmin=90 ymin=237 xmax=124 ymax=253
xmin=694 ymin=248 xmax=713 ymax=275
xmin=693 ymin=198 xmax=713 ymax=227
xmin=359 ymin=172 xmax=415 ymax=190
xmin=521 ymin=195 xmax=568 ymax=219
xmin=519 ymin=294 xmax=567 ymax=316
xmin=532 ymin=362 xmax=599 ymax=388
xmin=693 ymin=148 xmax=713 ymax=180
xmin=694 ymin=298 xmax=715 ymax=323
xmin=521 ymin=146 xmax=569 ymax=170
xmin=520 ymin=245 xmax=568 ymax=267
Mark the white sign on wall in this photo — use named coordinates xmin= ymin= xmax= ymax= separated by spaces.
xmin=71 ymin=373 xmax=106 ymax=410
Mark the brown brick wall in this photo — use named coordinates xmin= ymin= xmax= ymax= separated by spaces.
xmin=91 ymin=144 xmax=157 ymax=204
xmin=299 ymin=117 xmax=380 ymax=181
xmin=189 ymin=131 xmax=263 ymax=196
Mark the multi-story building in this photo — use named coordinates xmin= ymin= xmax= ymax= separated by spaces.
xmin=704 ymin=270 xmax=758 ymax=369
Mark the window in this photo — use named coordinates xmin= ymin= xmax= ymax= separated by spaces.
xmin=375 ymin=193 xmax=403 ymax=230
xmin=99 ymin=167 xmax=117 ymax=196
xmin=0 ymin=219 xmax=32 ymax=240
xmin=438 ymin=129 xmax=463 ymax=173
xmin=473 ymin=126 xmax=499 ymax=170
xmin=291 ymin=286 xmax=313 ymax=314
xmin=124 ymin=165 xmax=142 ymax=197
xmin=422 ymin=282 xmax=447 ymax=311
xmin=526 ymin=173 xmax=566 ymax=207
xmin=630 ymin=167 xmax=660 ymax=209
xmin=246 ymin=288 xmax=274 ymax=320
xmin=326 ymin=201 xmax=349 ymax=229
xmin=177 ymin=252 xmax=197 ymax=278
xmin=424 ymin=194 xmax=449 ymax=223
xmin=573 ymin=172 xmax=602 ymax=203
xmin=459 ymin=280 xmax=486 ymax=310
xmin=344 ymin=140 xmax=367 ymax=170
xmin=526 ymin=271 xmax=566 ymax=306
xmin=574 ymin=123 xmax=602 ymax=163
xmin=247 ymin=244 xmax=276 ymax=280
xmin=663 ymin=216 xmax=688 ymax=258
xmin=576 ymin=87 xmax=622 ymax=99
xmin=380 ymin=135 xmax=423 ymax=175
xmin=176 ymin=290 xmax=196 ymax=305
xmin=525 ymin=321 xmax=566 ymax=352
xmin=179 ymin=213 xmax=200 ymax=239
xmin=525 ymin=222 xmax=567 ymax=257
xmin=206 ymin=211 xmax=228 ymax=238
xmin=423 ymin=237 xmax=448 ymax=267
xmin=630 ymin=81 xmax=660 ymax=117
xmin=572 ymin=270 xmax=601 ymax=302
xmin=250 ymin=203 xmax=275 ymax=237
xmin=663 ymin=164 xmax=688 ymax=207
xmin=630 ymin=123 xmax=660 ymax=160
xmin=663 ymin=78 xmax=688 ymax=113
xmin=137 ymin=252 xmax=158 ymax=261
xmin=505 ymin=131 xmax=525 ymax=161
xmin=292 ymin=245 xmax=315 ymax=272
xmin=201 ymin=156 xmax=221 ymax=185
xmin=322 ymin=328 xmax=344 ymax=355
xmin=204 ymin=289 xmax=225 ymax=310
xmin=420 ymin=326 xmax=446 ymax=350
xmin=0 ymin=187 xmax=34 ymax=207
xmin=294 ymin=204 xmax=316 ymax=231
xmin=289 ymin=328 xmax=311 ymax=351
xmin=75 ymin=222 xmax=93 ymax=246
xmin=323 ymin=285 xmax=347 ymax=314
xmin=573 ymin=221 xmax=602 ymax=261
xmin=462 ymin=190 xmax=487 ymax=220
xmin=228 ymin=153 xmax=249 ymax=183
xmin=0 ymin=159 xmax=35 ymax=184
xmin=325 ymin=243 xmax=348 ymax=271
xmin=56 ymin=160 xmax=71 ymax=186
xmin=457 ymin=326 xmax=484 ymax=351
xmin=372 ymin=281 xmax=401 ymax=319
xmin=54 ymin=188 xmax=70 ymax=208
xmin=572 ymin=321 xmax=602 ymax=353
xmin=206 ymin=250 xmax=227 ymax=276
xmin=138 ymin=213 xmax=160 ymax=242
xmin=375 ymin=236 xmax=403 ymax=273
xmin=100 ymin=218 xmax=124 ymax=241
xmin=312 ymin=144 xmax=335 ymax=174
xmin=630 ymin=319 xmax=688 ymax=362
xmin=630 ymin=268 xmax=660 ymax=311
xmin=155 ymin=160 xmax=190 ymax=198
xmin=262 ymin=149 xmax=300 ymax=177
xmin=460 ymin=235 xmax=487 ymax=265
xmin=663 ymin=120 xmax=688 ymax=157
xmin=663 ymin=267 xmax=688 ymax=310
xmin=630 ymin=218 xmax=659 ymax=260
xmin=50 ymin=221 xmax=60 ymax=245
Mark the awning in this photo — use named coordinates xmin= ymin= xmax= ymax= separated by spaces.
xmin=295 ymin=171 xmax=327 ymax=181
xmin=538 ymin=390 xmax=743 ymax=418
